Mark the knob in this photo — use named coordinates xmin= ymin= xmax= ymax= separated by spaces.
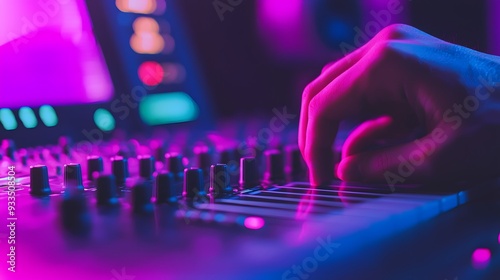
xmin=1 ymin=139 xmax=16 ymax=161
xmin=60 ymin=193 xmax=90 ymax=235
xmin=155 ymin=171 xmax=175 ymax=204
xmin=219 ymin=149 xmax=234 ymax=164
xmin=87 ymin=156 xmax=103 ymax=181
xmin=194 ymin=147 xmax=212 ymax=173
xmin=111 ymin=156 xmax=128 ymax=187
xmin=184 ymin=168 xmax=204 ymax=199
xmin=263 ymin=149 xmax=285 ymax=184
xmin=96 ymin=174 xmax=119 ymax=206
xmin=58 ymin=136 xmax=72 ymax=157
xmin=138 ymin=155 xmax=154 ymax=180
xmin=285 ymin=145 xmax=306 ymax=181
xmin=210 ymin=164 xmax=231 ymax=197
xmin=64 ymin=163 xmax=83 ymax=192
xmin=166 ymin=153 xmax=184 ymax=175
xmin=239 ymin=157 xmax=260 ymax=189
xmin=29 ymin=165 xmax=51 ymax=196
xmin=131 ymin=180 xmax=153 ymax=214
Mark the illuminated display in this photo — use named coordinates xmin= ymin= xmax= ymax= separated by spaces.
xmin=0 ymin=1 xmax=114 ymax=108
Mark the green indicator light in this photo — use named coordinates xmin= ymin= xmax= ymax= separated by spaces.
xmin=94 ymin=108 xmax=116 ymax=132
xmin=19 ymin=107 xmax=38 ymax=128
xmin=39 ymin=105 xmax=58 ymax=127
xmin=0 ymin=109 xmax=18 ymax=130
xmin=139 ymin=92 xmax=199 ymax=126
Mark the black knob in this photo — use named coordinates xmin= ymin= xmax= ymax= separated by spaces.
xmin=64 ymin=163 xmax=83 ymax=192
xmin=138 ymin=155 xmax=154 ymax=180
xmin=1 ymin=139 xmax=16 ymax=161
xmin=155 ymin=171 xmax=175 ymax=204
xmin=166 ymin=153 xmax=184 ymax=175
xmin=239 ymin=157 xmax=260 ymax=189
xmin=184 ymin=168 xmax=204 ymax=199
xmin=87 ymin=156 xmax=103 ymax=181
xmin=58 ymin=136 xmax=72 ymax=157
xmin=263 ymin=149 xmax=285 ymax=184
xmin=111 ymin=156 xmax=128 ymax=187
xmin=131 ymin=180 xmax=153 ymax=214
xmin=30 ymin=165 xmax=51 ymax=196
xmin=210 ymin=164 xmax=231 ymax=197
xmin=285 ymin=145 xmax=306 ymax=181
xmin=60 ymin=193 xmax=90 ymax=235
xmin=194 ymin=147 xmax=212 ymax=173
xmin=96 ymin=174 xmax=119 ymax=206
xmin=219 ymin=149 xmax=234 ymax=164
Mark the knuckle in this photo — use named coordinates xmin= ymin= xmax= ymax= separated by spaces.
xmin=302 ymin=83 xmax=316 ymax=103
xmin=380 ymin=23 xmax=410 ymax=40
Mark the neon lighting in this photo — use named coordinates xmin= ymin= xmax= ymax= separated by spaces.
xmin=116 ymin=0 xmax=157 ymax=14
xmin=472 ymin=248 xmax=491 ymax=269
xmin=243 ymin=216 xmax=265 ymax=230
xmin=39 ymin=105 xmax=58 ymax=127
xmin=0 ymin=109 xmax=17 ymax=130
xmin=139 ymin=92 xmax=199 ymax=125
xmin=19 ymin=107 xmax=38 ymax=128
xmin=130 ymin=17 xmax=165 ymax=54
xmin=93 ymin=108 xmax=116 ymax=132
xmin=138 ymin=61 xmax=164 ymax=86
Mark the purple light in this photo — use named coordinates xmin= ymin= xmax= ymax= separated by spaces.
xmin=472 ymin=248 xmax=491 ymax=269
xmin=498 ymin=232 xmax=500 ymax=244
xmin=243 ymin=216 xmax=265 ymax=230
xmin=0 ymin=0 xmax=113 ymax=108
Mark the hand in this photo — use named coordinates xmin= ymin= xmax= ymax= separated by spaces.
xmin=299 ymin=24 xmax=500 ymax=186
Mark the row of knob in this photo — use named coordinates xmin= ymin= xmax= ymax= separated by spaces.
xmin=30 ymin=146 xmax=307 ymax=195
xmin=30 ymin=148 xmax=307 ymax=208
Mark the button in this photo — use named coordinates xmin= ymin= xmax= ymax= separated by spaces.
xmin=29 ymin=165 xmax=51 ymax=196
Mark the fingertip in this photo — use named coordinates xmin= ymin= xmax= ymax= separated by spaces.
xmin=337 ymin=156 xmax=363 ymax=182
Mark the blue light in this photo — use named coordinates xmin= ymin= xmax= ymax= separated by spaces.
xmin=0 ymin=109 xmax=18 ymax=130
xmin=39 ymin=105 xmax=58 ymax=127
xmin=94 ymin=108 xmax=116 ymax=132
xmin=19 ymin=107 xmax=38 ymax=128
xmin=139 ymin=92 xmax=199 ymax=125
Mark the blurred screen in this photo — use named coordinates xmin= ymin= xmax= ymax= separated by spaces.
xmin=0 ymin=0 xmax=113 ymax=108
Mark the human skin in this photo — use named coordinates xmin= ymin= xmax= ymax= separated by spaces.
xmin=299 ymin=24 xmax=500 ymax=186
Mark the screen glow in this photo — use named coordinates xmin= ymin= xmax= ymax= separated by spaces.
xmin=0 ymin=1 xmax=113 ymax=108
xmin=139 ymin=92 xmax=199 ymax=125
